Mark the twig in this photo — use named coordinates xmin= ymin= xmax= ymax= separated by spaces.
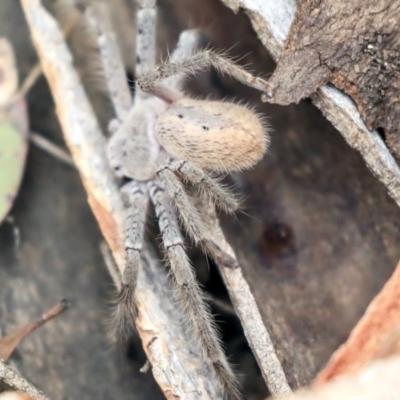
xmin=0 ymin=300 xmax=70 ymax=362
xmin=19 ymin=0 xmax=223 ymax=398
xmin=221 ymin=0 xmax=400 ymax=210
xmin=30 ymin=133 xmax=74 ymax=167
xmin=198 ymin=199 xmax=292 ymax=396
xmin=15 ymin=63 xmax=42 ymax=101
xmin=0 ymin=361 xmax=49 ymax=400
xmin=99 ymin=241 xmax=122 ymax=291
xmin=4 ymin=216 xmax=21 ymax=249
xmin=140 ymin=360 xmax=151 ymax=374
xmin=205 ymin=294 xmax=236 ymax=317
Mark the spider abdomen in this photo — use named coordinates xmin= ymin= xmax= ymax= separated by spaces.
xmin=156 ymin=98 xmax=269 ymax=172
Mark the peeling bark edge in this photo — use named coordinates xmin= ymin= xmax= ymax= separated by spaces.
xmin=274 ymin=356 xmax=400 ymax=400
xmin=19 ymin=0 xmax=222 ymax=398
xmin=221 ymin=0 xmax=400 ymax=209
xmin=0 ymin=361 xmax=49 ymax=400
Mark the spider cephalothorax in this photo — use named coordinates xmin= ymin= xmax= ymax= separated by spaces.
xmin=94 ymin=1 xmax=271 ymax=398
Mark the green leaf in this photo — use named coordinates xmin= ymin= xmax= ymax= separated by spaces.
xmin=0 ymin=118 xmax=28 ymax=223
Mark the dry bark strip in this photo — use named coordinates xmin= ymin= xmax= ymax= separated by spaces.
xmin=0 ymin=361 xmax=48 ymax=400
xmin=18 ymin=0 xmax=222 ymax=398
xmin=0 ymin=393 xmax=33 ymax=400
xmin=198 ymin=199 xmax=291 ymax=395
xmin=0 ymin=301 xmax=69 ymax=362
xmin=221 ymin=0 xmax=400 ymax=212
xmin=273 ymin=355 xmax=400 ymax=400
xmin=263 ymin=0 xmax=400 ymax=161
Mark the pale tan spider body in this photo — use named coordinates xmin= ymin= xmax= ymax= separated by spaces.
xmin=156 ymin=98 xmax=268 ymax=172
xmin=108 ymin=96 xmax=267 ymax=179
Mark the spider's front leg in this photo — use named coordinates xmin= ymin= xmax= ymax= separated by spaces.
xmin=135 ymin=0 xmax=157 ymax=102
xmin=113 ymin=180 xmax=149 ymax=340
xmin=137 ymin=47 xmax=272 ymax=100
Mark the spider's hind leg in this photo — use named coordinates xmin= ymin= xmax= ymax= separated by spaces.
xmin=112 ymin=180 xmax=149 ymax=341
xmin=157 ymin=166 xmax=240 ymax=270
xmin=148 ymin=180 xmax=241 ymax=399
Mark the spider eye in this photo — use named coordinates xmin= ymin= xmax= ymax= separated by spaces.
xmin=202 ymin=125 xmax=209 ymax=131
xmin=114 ymin=166 xmax=120 ymax=171
xmin=178 ymin=114 xmax=184 ymax=119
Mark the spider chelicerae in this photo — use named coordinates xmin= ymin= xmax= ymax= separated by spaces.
xmin=92 ymin=0 xmax=271 ymax=398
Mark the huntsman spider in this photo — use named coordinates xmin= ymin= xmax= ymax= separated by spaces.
xmin=92 ymin=1 xmax=272 ymax=398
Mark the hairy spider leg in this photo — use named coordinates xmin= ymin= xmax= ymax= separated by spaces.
xmin=138 ymin=48 xmax=271 ymax=102
xmin=91 ymin=3 xmax=152 ymax=338
xmin=110 ymin=0 xmax=158 ymax=336
xmin=164 ymin=30 xmax=199 ymax=90
xmin=165 ymin=160 xmax=239 ymax=213
xmin=135 ymin=14 xmax=196 ymax=104
xmin=112 ymin=180 xmax=148 ymax=341
xmin=155 ymin=29 xmax=244 ymax=399
xmin=149 ymin=180 xmax=241 ymax=400
xmin=135 ymin=0 xmax=156 ymax=102
xmin=91 ymin=4 xmax=132 ymax=120
xmin=157 ymin=167 xmax=238 ymax=265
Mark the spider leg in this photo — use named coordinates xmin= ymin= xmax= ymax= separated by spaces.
xmin=157 ymin=166 xmax=240 ymax=272
xmin=148 ymin=180 xmax=241 ymax=400
xmin=86 ymin=4 xmax=132 ymax=120
xmin=134 ymin=27 xmax=201 ymax=104
xmin=135 ymin=0 xmax=157 ymax=101
xmin=167 ymin=160 xmax=239 ymax=213
xmin=165 ymin=30 xmax=200 ymax=90
xmin=113 ymin=180 xmax=149 ymax=341
xmin=137 ymin=48 xmax=272 ymax=100
xmin=157 ymin=166 xmax=205 ymax=244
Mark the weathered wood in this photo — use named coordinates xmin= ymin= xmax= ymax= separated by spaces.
xmin=264 ymin=0 xmax=400 ymax=161
xmin=0 ymin=362 xmax=48 ymax=400
xmin=198 ymin=199 xmax=291 ymax=395
xmin=273 ymin=356 xmax=400 ymax=400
